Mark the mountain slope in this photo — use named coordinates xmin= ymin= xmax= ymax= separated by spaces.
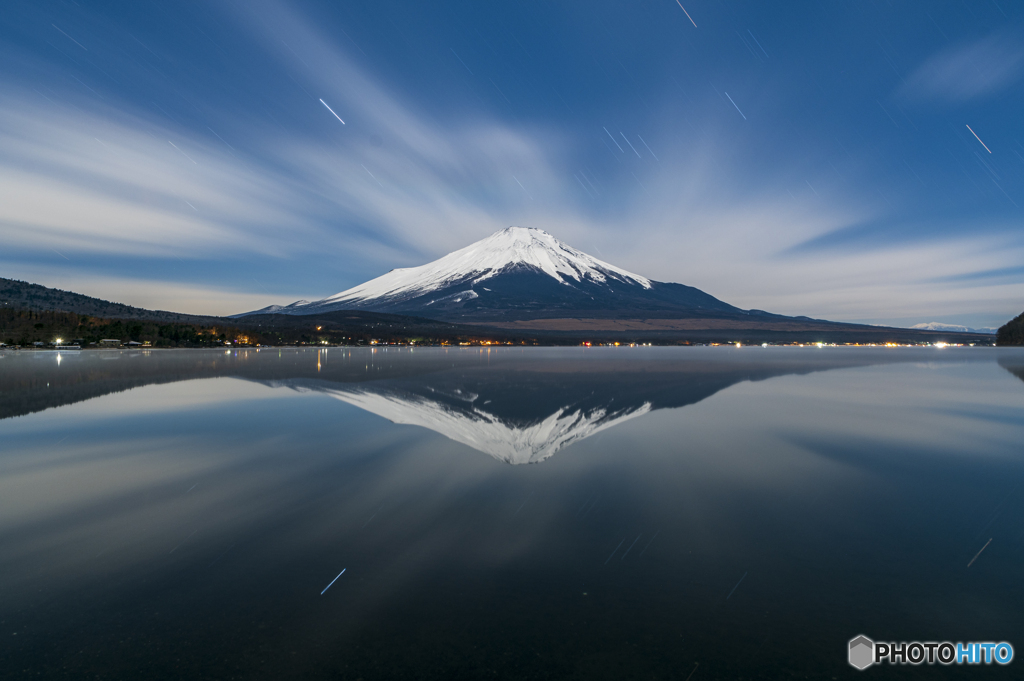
xmin=0 ymin=277 xmax=216 ymax=323
xmin=997 ymin=310 xmax=1024 ymax=346
xmin=235 ymin=226 xmax=741 ymax=321
xmin=0 ymin=277 xmax=517 ymax=345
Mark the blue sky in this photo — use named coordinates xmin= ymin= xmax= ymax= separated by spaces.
xmin=1 ymin=0 xmax=1022 ymax=327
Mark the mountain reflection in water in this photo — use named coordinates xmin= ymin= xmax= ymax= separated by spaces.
xmin=0 ymin=346 xmax=967 ymax=463
xmin=285 ymin=380 xmax=651 ymax=464
xmin=2 ymin=347 xmax=1024 ymax=680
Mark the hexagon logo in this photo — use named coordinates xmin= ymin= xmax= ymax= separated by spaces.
xmin=849 ymin=635 xmax=874 ymax=670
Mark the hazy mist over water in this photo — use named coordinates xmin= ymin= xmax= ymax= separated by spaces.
xmin=2 ymin=347 xmax=1023 ymax=679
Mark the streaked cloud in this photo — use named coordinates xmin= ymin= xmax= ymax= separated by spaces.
xmin=0 ymin=98 xmax=319 ymax=259
xmin=0 ymin=1 xmax=1021 ymax=325
xmin=900 ymin=31 xmax=1024 ymax=103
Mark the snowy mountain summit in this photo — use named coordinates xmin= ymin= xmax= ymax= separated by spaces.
xmin=322 ymin=226 xmax=651 ymax=307
xmin=237 ymin=226 xmax=738 ymax=321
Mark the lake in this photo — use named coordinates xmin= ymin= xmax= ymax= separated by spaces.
xmin=1 ymin=346 xmax=1023 ymax=679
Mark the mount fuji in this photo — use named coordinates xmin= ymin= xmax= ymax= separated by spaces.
xmin=237 ymin=226 xmax=745 ymax=323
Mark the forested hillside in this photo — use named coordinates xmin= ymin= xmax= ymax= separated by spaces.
xmin=997 ymin=311 xmax=1024 ymax=346
xmin=0 ymin=277 xmax=215 ymax=322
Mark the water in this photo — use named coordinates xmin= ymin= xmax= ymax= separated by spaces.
xmin=1 ymin=347 xmax=1023 ymax=679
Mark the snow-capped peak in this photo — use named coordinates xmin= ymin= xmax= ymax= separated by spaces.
xmin=911 ymin=322 xmax=970 ymax=332
xmin=229 ymin=300 xmax=310 ymax=318
xmin=911 ymin=322 xmax=996 ymax=334
xmin=320 ymin=226 xmax=651 ymax=306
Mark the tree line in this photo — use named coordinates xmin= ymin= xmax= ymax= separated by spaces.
xmin=0 ymin=310 xmax=239 ymax=347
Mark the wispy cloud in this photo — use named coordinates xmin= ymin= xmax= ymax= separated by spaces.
xmin=0 ymin=99 xmax=318 ymax=259
xmin=233 ymin=0 xmax=576 ymax=260
xmin=1 ymin=1 xmax=580 ymax=303
xmin=900 ymin=31 xmax=1024 ymax=103
xmin=1 ymin=0 xmax=1021 ymax=325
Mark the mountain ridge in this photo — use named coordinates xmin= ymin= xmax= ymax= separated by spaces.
xmin=0 ymin=277 xmax=220 ymax=323
xmin=235 ymin=226 xmax=749 ymax=321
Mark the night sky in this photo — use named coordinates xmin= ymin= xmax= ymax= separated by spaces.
xmin=2 ymin=1 xmax=1022 ymax=328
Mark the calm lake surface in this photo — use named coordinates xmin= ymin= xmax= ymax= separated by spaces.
xmin=1 ymin=346 xmax=1023 ymax=679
